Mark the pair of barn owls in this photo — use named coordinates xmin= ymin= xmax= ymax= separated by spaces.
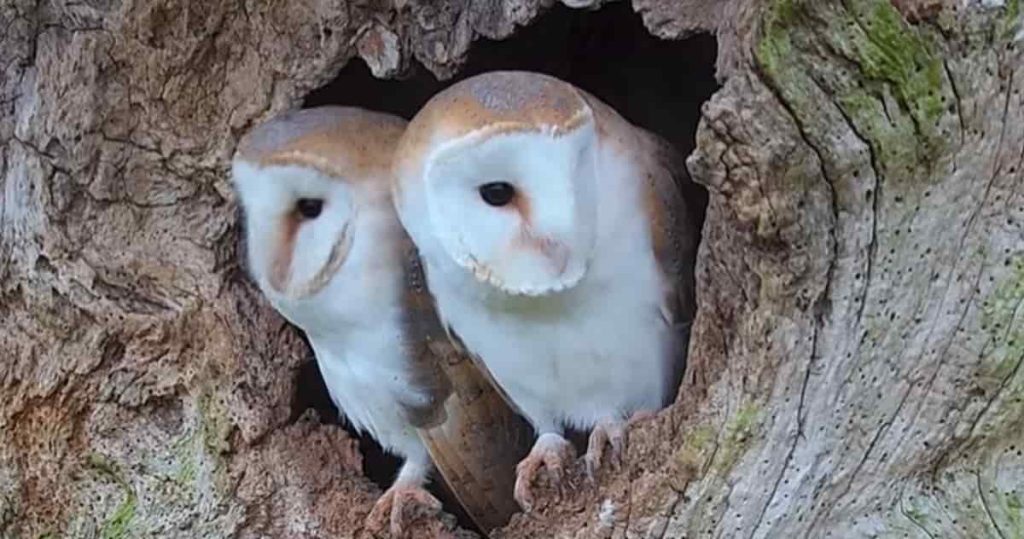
xmin=231 ymin=71 xmax=695 ymax=535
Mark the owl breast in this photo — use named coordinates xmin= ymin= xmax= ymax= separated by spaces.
xmin=426 ymin=235 xmax=674 ymax=431
xmin=307 ymin=329 xmax=428 ymax=461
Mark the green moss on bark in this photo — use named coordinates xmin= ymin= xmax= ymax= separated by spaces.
xmin=1004 ymin=0 xmax=1021 ymax=38
xmin=714 ymin=403 xmax=761 ymax=473
xmin=756 ymin=0 xmax=951 ymax=186
xmin=85 ymin=454 xmax=137 ymax=539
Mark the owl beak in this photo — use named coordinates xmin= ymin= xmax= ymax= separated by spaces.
xmin=470 ymin=231 xmax=582 ymax=296
xmin=537 ymin=238 xmax=570 ymax=277
xmin=518 ymin=227 xmax=573 ymax=279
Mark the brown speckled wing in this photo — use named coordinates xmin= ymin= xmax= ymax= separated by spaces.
xmin=400 ymin=238 xmax=534 ymax=533
xmin=398 ymin=240 xmax=453 ymax=430
xmin=641 ymin=129 xmax=698 ymax=329
xmin=637 ymin=128 xmax=699 ymax=404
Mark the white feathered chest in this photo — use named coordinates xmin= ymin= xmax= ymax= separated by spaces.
xmin=421 ymin=154 xmax=677 ymax=431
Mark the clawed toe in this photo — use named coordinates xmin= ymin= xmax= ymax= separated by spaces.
xmin=585 ymin=418 xmax=628 ymax=481
xmin=365 ymin=483 xmax=441 ymax=537
xmin=514 ymin=433 xmax=575 ymax=512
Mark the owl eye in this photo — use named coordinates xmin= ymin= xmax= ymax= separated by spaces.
xmin=295 ymin=198 xmax=324 ymax=219
xmin=478 ymin=182 xmax=516 ymax=207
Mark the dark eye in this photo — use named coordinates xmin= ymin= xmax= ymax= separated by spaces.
xmin=478 ymin=182 xmax=516 ymax=207
xmin=296 ymin=198 xmax=324 ymax=219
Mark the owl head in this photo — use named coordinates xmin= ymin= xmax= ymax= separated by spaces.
xmin=232 ymin=106 xmax=407 ymax=302
xmin=392 ymin=71 xmax=601 ymax=297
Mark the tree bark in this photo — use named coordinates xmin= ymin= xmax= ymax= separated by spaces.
xmin=2 ymin=0 xmax=1021 ymax=538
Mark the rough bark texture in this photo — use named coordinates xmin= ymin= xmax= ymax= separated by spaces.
xmin=2 ymin=1 xmax=1022 ymax=539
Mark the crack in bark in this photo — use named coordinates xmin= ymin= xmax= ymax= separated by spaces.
xmin=897 ymin=483 xmax=937 ymax=539
xmin=942 ymin=59 xmax=967 ymax=146
xmin=825 ymin=253 xmax=985 ymax=531
xmin=893 ymin=57 xmax=1019 ymax=470
xmin=951 ymin=56 xmax=1015 ymax=277
xmin=962 ymin=300 xmax=1024 ymax=445
xmin=783 ymin=16 xmax=883 ymax=339
xmin=748 ymin=29 xmax=847 ymax=538
xmin=976 ymin=470 xmax=1008 ymax=539
xmin=892 ymin=257 xmax=986 ymax=458
xmin=747 ymin=327 xmax=814 ymax=539
xmin=98 ymin=132 xmax=163 ymax=156
xmin=842 ymin=112 xmax=881 ymax=333
xmin=653 ymin=491 xmax=684 ymax=539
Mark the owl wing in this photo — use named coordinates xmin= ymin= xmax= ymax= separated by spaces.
xmin=398 ymin=243 xmax=454 ymax=429
xmin=638 ymin=129 xmax=698 ymax=331
xmin=635 ymin=128 xmax=699 ymax=403
xmin=400 ymin=240 xmax=534 ymax=533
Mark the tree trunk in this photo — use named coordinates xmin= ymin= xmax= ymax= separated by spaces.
xmin=1 ymin=0 xmax=1021 ymax=538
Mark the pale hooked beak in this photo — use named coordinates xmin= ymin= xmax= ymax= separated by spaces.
xmin=536 ymin=237 xmax=570 ymax=276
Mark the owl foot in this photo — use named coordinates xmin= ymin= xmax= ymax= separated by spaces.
xmin=584 ymin=418 xmax=627 ymax=480
xmin=514 ymin=433 xmax=576 ymax=512
xmin=584 ymin=411 xmax=655 ymax=481
xmin=365 ymin=481 xmax=442 ymax=538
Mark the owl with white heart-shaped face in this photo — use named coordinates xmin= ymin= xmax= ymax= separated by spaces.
xmin=232 ymin=106 xmax=530 ymax=535
xmin=392 ymin=71 xmax=697 ymax=510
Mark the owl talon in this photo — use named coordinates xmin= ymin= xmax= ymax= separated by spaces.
xmin=584 ymin=427 xmax=607 ymax=482
xmin=585 ymin=418 xmax=628 ymax=480
xmin=365 ymin=482 xmax=441 ymax=537
xmin=514 ymin=433 xmax=575 ymax=511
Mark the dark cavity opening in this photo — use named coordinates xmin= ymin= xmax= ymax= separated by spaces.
xmin=296 ymin=1 xmax=718 ymax=533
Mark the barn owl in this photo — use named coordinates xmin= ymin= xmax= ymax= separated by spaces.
xmin=392 ymin=71 xmax=696 ymax=510
xmin=231 ymin=106 xmax=531 ymax=535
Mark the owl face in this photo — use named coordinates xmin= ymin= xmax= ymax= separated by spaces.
xmin=232 ymin=160 xmax=359 ymax=300
xmin=231 ymin=106 xmax=405 ymax=302
xmin=421 ymin=126 xmax=599 ymax=296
